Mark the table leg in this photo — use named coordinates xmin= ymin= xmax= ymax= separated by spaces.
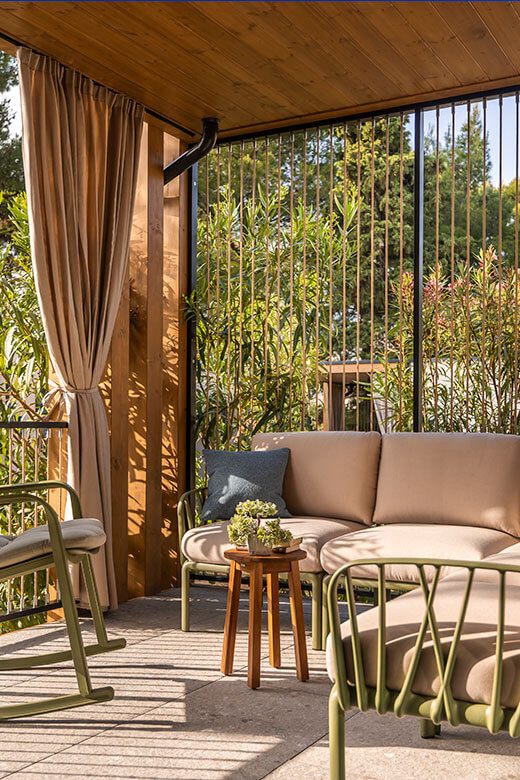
xmin=288 ymin=560 xmax=309 ymax=682
xmin=266 ymin=573 xmax=281 ymax=668
xmin=248 ymin=561 xmax=263 ymax=689
xmin=221 ymin=561 xmax=242 ymax=675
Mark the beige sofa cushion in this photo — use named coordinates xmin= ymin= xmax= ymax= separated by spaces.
xmin=449 ymin=543 xmax=520 ymax=587
xmin=182 ymin=516 xmax=365 ymax=573
xmin=0 ymin=518 xmax=106 ymax=569
xmin=252 ymin=431 xmax=381 ymax=525
xmin=373 ymin=432 xmax=520 ymax=536
xmin=326 ymin=577 xmax=520 ymax=709
xmin=319 ymin=523 xmax=516 ymax=582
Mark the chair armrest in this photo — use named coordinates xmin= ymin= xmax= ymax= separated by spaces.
xmin=0 ymin=491 xmax=65 ymax=542
xmin=327 ymin=556 xmax=520 ymax=737
xmin=178 ymin=486 xmax=207 ymax=554
xmin=0 ymin=481 xmax=83 ymax=519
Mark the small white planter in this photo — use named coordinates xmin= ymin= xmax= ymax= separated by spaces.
xmin=246 ymin=534 xmax=272 ymax=556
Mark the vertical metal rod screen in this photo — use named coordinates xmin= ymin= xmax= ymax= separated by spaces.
xmin=192 ymin=91 xmax=520 ymax=451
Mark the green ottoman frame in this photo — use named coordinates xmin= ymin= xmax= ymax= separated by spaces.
xmin=327 ymin=557 xmax=520 ymax=779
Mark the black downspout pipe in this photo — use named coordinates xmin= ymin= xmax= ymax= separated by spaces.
xmin=163 ymin=117 xmax=218 ymax=185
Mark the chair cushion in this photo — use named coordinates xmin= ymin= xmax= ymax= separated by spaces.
xmin=373 ymin=432 xmax=520 ymax=536
xmin=319 ymin=524 xmax=516 ymax=582
xmin=200 ymin=448 xmax=291 ymax=523
xmin=182 ymin=516 xmax=365 ymax=573
xmin=326 ymin=577 xmax=520 ymax=709
xmin=0 ymin=518 xmax=106 ymax=569
xmin=251 ymin=431 xmax=381 ymax=525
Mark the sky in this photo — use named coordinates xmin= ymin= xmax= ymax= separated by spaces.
xmin=423 ymin=95 xmax=519 ymax=187
xmin=6 ymin=83 xmax=21 ymax=138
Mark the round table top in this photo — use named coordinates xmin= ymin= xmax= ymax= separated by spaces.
xmin=224 ymin=547 xmax=307 ymax=564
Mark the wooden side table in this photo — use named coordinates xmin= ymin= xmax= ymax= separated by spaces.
xmin=221 ymin=548 xmax=309 ymax=689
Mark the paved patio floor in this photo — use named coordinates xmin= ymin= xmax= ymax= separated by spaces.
xmin=0 ymin=584 xmax=517 ymax=779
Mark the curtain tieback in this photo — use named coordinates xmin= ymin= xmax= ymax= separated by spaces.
xmin=63 ymin=385 xmax=98 ymax=395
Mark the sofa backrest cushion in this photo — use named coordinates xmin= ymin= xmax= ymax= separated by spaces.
xmin=373 ymin=432 xmax=520 ymax=537
xmin=251 ymin=431 xmax=381 ymax=525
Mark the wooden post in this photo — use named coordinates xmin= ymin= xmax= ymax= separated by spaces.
xmin=144 ymin=123 xmax=165 ymax=597
xmin=115 ymin=122 xmax=188 ymax=600
xmin=162 ymin=134 xmax=189 ymax=589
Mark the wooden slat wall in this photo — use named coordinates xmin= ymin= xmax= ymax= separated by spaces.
xmin=108 ymin=123 xmax=188 ymax=602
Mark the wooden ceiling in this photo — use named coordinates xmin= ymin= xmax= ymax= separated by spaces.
xmin=1 ymin=1 xmax=520 ymax=141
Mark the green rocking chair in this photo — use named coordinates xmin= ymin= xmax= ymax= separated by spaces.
xmin=0 ymin=480 xmax=125 ymax=719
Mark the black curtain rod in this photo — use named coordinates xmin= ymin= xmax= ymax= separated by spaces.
xmin=0 ymin=31 xmax=195 ymax=138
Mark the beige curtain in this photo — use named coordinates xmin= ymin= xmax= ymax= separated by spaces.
xmin=17 ymin=47 xmax=144 ymax=609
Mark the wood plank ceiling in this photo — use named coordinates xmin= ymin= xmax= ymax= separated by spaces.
xmin=1 ymin=1 xmax=520 ymax=141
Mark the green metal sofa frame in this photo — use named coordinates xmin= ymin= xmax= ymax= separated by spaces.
xmin=0 ymin=481 xmax=125 ymax=719
xmin=327 ymin=557 xmax=520 ymax=779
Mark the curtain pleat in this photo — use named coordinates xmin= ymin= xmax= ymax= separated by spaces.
xmin=18 ymin=47 xmax=144 ymax=609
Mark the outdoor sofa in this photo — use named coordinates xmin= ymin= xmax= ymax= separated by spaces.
xmin=178 ymin=431 xmax=520 ymax=651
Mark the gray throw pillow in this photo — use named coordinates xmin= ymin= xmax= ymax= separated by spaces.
xmin=200 ymin=448 xmax=291 ymax=523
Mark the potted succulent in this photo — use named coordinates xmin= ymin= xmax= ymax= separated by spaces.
xmin=227 ymin=500 xmax=295 ymax=554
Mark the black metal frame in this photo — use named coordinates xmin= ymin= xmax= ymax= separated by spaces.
xmin=186 ymin=164 xmax=198 ymax=492
xmin=0 ymin=421 xmax=68 ymax=429
xmin=413 ymin=108 xmax=424 ymax=432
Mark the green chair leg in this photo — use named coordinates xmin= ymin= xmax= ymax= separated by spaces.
xmin=329 ymin=684 xmax=345 ymax=780
xmin=309 ymin=573 xmax=322 ymax=651
xmin=0 ymin=489 xmax=123 ymax=719
xmin=420 ymin=719 xmax=434 ymax=738
xmin=322 ymin=574 xmax=332 ymax=651
xmin=181 ymin=561 xmax=191 ymax=632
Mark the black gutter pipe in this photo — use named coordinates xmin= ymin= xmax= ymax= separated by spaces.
xmin=164 ymin=117 xmax=219 ymax=186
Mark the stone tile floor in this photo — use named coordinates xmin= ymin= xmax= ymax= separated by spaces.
xmin=0 ymin=584 xmax=517 ymax=779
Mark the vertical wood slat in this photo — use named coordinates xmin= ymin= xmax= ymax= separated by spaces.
xmin=111 ymin=259 xmax=130 ymax=603
xmin=162 ymin=134 xmax=189 ymax=591
xmin=128 ymin=124 xmax=149 ymax=599
xmin=144 ymin=123 xmax=164 ymax=597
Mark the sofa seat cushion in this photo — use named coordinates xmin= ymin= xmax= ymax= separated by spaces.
xmin=252 ymin=431 xmax=381 ymax=525
xmin=448 ymin=543 xmax=520 ymax=588
xmin=373 ymin=432 xmax=520 ymax=537
xmin=326 ymin=577 xmax=520 ymax=709
xmin=0 ymin=518 xmax=106 ymax=569
xmin=182 ymin=517 xmax=365 ymax=573
xmin=319 ymin=524 xmax=516 ymax=582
